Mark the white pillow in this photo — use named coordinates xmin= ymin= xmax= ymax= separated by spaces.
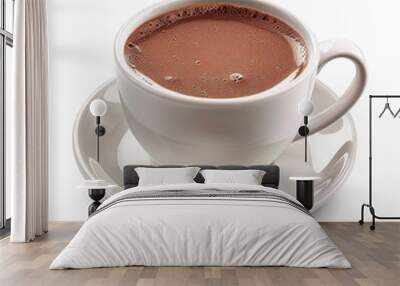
xmin=200 ymin=169 xmax=266 ymax=185
xmin=135 ymin=167 xmax=200 ymax=186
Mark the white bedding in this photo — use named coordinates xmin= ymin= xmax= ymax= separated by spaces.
xmin=50 ymin=183 xmax=350 ymax=269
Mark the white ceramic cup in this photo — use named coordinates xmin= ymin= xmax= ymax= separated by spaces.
xmin=115 ymin=0 xmax=367 ymax=165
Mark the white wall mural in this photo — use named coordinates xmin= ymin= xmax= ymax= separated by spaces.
xmin=71 ymin=0 xmax=365 ymax=213
xmin=52 ymin=0 xmax=400 ymax=221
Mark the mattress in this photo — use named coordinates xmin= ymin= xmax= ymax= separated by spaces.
xmin=50 ymin=183 xmax=350 ymax=269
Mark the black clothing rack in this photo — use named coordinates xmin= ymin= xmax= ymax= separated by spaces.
xmin=359 ymin=95 xmax=400 ymax=230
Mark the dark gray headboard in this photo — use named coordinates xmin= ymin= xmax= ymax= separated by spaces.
xmin=123 ymin=165 xmax=280 ymax=189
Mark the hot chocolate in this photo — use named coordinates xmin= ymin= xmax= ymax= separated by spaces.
xmin=124 ymin=4 xmax=308 ymax=99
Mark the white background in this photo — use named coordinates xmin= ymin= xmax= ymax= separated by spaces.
xmin=47 ymin=0 xmax=400 ymax=221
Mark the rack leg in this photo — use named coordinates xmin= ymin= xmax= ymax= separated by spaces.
xmin=369 ymin=206 xmax=376 ymax=231
xmin=359 ymin=204 xmax=376 ymax=230
xmin=359 ymin=204 xmax=366 ymax=225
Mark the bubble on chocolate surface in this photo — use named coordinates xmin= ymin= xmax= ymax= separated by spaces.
xmin=127 ymin=62 xmax=136 ymax=69
xmin=127 ymin=42 xmax=142 ymax=55
xmin=133 ymin=44 xmax=142 ymax=53
xmin=229 ymin=73 xmax=244 ymax=83
xmin=164 ymin=75 xmax=175 ymax=81
xmin=199 ymin=90 xmax=208 ymax=97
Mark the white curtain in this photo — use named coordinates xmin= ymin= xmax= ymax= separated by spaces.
xmin=9 ymin=0 xmax=48 ymax=242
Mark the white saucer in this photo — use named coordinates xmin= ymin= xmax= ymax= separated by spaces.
xmin=73 ymin=79 xmax=356 ymax=211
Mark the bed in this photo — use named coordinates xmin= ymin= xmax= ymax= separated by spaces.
xmin=50 ymin=165 xmax=350 ymax=269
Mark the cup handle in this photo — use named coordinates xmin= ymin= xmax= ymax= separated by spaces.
xmin=294 ymin=38 xmax=367 ymax=141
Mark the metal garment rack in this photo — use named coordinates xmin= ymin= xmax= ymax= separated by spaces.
xmin=359 ymin=95 xmax=400 ymax=230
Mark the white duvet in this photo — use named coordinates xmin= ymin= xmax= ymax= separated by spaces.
xmin=50 ymin=183 xmax=350 ymax=269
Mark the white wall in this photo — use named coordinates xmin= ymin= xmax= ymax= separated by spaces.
xmin=48 ymin=0 xmax=400 ymax=221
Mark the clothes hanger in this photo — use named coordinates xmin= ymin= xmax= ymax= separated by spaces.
xmin=379 ymin=97 xmax=395 ymax=118
xmin=394 ymin=103 xmax=400 ymax=118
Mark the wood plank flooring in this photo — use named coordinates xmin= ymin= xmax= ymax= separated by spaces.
xmin=0 ymin=222 xmax=399 ymax=286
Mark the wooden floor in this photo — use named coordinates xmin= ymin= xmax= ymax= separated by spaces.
xmin=0 ymin=222 xmax=399 ymax=286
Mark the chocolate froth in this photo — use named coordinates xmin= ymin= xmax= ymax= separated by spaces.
xmin=125 ymin=4 xmax=308 ymax=99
